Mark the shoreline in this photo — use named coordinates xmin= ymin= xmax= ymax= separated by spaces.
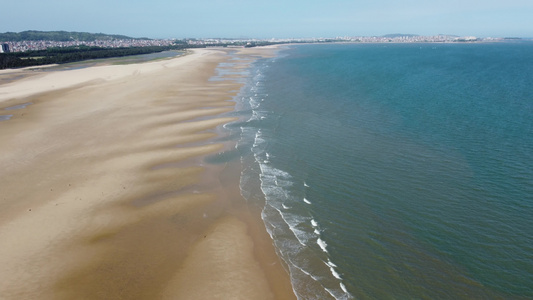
xmin=0 ymin=47 xmax=295 ymax=299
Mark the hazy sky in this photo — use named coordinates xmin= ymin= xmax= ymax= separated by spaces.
xmin=3 ymin=0 xmax=532 ymax=38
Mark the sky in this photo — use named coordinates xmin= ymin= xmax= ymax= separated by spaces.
xmin=3 ymin=0 xmax=533 ymax=39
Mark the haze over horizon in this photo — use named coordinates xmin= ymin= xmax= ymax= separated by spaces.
xmin=3 ymin=0 xmax=533 ymax=39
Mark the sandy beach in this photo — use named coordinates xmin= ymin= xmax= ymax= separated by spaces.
xmin=0 ymin=47 xmax=295 ymax=299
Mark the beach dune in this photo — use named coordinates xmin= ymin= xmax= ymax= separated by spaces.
xmin=0 ymin=48 xmax=294 ymax=299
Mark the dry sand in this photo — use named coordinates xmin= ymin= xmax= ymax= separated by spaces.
xmin=0 ymin=47 xmax=295 ymax=299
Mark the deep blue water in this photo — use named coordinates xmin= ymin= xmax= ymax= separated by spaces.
xmin=223 ymin=43 xmax=533 ymax=299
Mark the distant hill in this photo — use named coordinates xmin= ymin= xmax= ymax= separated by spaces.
xmin=382 ymin=33 xmax=419 ymax=38
xmin=0 ymin=30 xmax=148 ymax=42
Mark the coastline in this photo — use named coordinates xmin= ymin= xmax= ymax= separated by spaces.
xmin=0 ymin=47 xmax=295 ymax=299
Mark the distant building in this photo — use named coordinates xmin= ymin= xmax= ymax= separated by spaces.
xmin=0 ymin=43 xmax=10 ymax=53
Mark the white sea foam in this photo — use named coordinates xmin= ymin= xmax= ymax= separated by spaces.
xmin=265 ymin=204 xmax=314 ymax=247
xmin=325 ymin=288 xmax=341 ymax=300
xmin=258 ymin=164 xmax=292 ymax=182
xmin=257 ymin=164 xmax=354 ymax=300
xmin=327 ymin=260 xmax=338 ymax=268
xmin=282 ymin=220 xmax=308 ymax=246
xmin=317 ymin=238 xmax=328 ymax=252
xmin=330 ymin=267 xmax=342 ymax=280
xmin=283 ymin=216 xmax=314 ymax=246
xmin=340 ymin=282 xmax=348 ymax=293
xmin=260 ymin=182 xmax=288 ymax=204
xmin=253 ymin=135 xmax=266 ymax=148
xmin=250 ymin=96 xmax=261 ymax=109
xmin=290 ymin=260 xmax=321 ymax=281
xmin=250 ymin=110 xmax=266 ymax=121
xmin=275 ymin=179 xmax=293 ymax=187
xmin=238 ymin=61 xmax=354 ymax=300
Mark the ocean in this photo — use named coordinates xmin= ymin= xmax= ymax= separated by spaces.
xmin=217 ymin=43 xmax=533 ymax=299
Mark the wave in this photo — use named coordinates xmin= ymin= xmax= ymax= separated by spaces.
xmin=317 ymin=238 xmax=328 ymax=253
xmin=340 ymin=283 xmax=348 ymax=294
xmin=330 ymin=266 xmax=342 ymax=280
xmin=233 ymin=56 xmax=353 ymax=300
xmin=230 ymin=43 xmax=533 ymax=299
xmin=327 ymin=260 xmax=338 ymax=268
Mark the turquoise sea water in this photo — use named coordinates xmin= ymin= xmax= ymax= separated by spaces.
xmin=220 ymin=43 xmax=533 ymax=299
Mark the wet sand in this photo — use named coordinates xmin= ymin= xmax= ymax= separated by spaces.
xmin=0 ymin=47 xmax=295 ymax=299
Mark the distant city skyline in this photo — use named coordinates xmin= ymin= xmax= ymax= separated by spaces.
xmin=3 ymin=0 xmax=533 ymax=39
